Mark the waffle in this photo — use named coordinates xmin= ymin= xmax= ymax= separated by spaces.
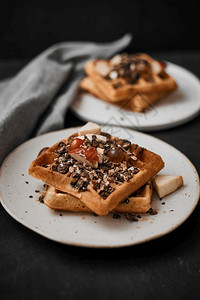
xmin=44 ymin=181 xmax=153 ymax=213
xmin=29 ymin=124 xmax=164 ymax=215
xmin=79 ymin=76 xmax=167 ymax=112
xmin=79 ymin=53 xmax=177 ymax=112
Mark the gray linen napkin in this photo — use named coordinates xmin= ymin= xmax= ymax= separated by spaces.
xmin=0 ymin=34 xmax=132 ymax=165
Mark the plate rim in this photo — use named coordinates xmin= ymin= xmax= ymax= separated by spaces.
xmin=0 ymin=126 xmax=199 ymax=248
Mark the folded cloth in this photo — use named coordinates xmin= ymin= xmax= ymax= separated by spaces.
xmin=0 ymin=34 xmax=132 ymax=165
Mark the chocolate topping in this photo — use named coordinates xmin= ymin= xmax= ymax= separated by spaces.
xmin=105 ymin=54 xmax=153 ymax=84
xmin=50 ymin=133 xmax=140 ymax=199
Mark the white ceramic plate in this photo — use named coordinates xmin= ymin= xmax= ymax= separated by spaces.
xmin=0 ymin=127 xmax=199 ymax=248
xmin=71 ymin=63 xmax=200 ymax=131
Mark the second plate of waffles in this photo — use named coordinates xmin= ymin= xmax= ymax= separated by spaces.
xmin=0 ymin=125 xmax=199 ymax=247
xmin=71 ymin=54 xmax=200 ymax=131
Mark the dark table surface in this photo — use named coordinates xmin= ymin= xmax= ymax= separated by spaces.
xmin=0 ymin=50 xmax=200 ymax=300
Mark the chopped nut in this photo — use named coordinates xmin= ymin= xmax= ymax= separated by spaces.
xmin=109 ymin=70 xmax=118 ymax=80
xmin=53 ymin=133 xmax=140 ymax=195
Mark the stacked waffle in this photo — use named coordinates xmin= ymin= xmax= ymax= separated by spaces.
xmin=79 ymin=53 xmax=177 ymax=112
xmin=29 ymin=122 xmax=164 ymax=216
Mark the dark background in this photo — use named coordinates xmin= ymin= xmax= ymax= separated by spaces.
xmin=1 ymin=1 xmax=200 ymax=300
xmin=0 ymin=0 xmax=199 ymax=59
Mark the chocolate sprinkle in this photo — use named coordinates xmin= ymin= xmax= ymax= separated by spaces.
xmin=50 ymin=133 xmax=140 ymax=199
xmin=124 ymin=213 xmax=138 ymax=222
xmin=122 ymin=198 xmax=130 ymax=204
xmin=113 ymin=213 xmax=121 ymax=219
xmin=39 ymin=195 xmax=44 ymax=203
xmin=147 ymin=208 xmax=158 ymax=215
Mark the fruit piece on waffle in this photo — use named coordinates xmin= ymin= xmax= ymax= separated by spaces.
xmin=44 ymin=181 xmax=153 ymax=213
xmin=29 ymin=122 xmax=164 ymax=215
xmin=79 ymin=53 xmax=177 ymax=112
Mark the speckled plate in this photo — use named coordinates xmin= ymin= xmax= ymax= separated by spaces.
xmin=71 ymin=63 xmax=200 ymax=131
xmin=0 ymin=127 xmax=199 ymax=248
